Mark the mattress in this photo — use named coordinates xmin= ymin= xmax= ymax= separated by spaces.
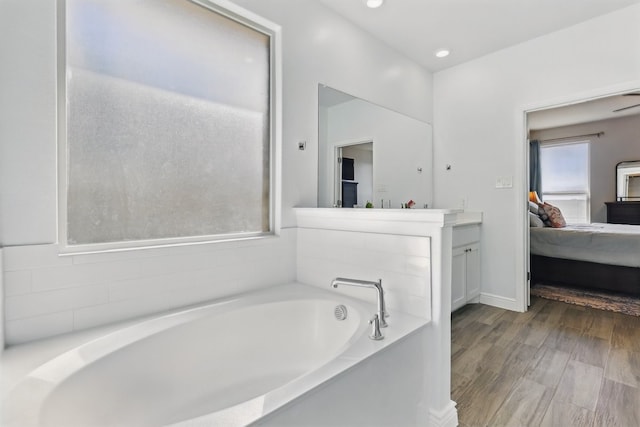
xmin=530 ymin=223 xmax=640 ymax=268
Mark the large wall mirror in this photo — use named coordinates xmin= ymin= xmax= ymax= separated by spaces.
xmin=318 ymin=85 xmax=433 ymax=208
xmin=617 ymin=160 xmax=640 ymax=201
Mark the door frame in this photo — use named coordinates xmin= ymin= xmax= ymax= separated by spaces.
xmin=327 ymin=138 xmax=373 ymax=207
xmin=516 ymin=80 xmax=640 ymax=312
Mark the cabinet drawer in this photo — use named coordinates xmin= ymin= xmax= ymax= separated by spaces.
xmin=605 ymin=202 xmax=640 ymax=225
xmin=452 ymin=224 xmax=480 ymax=247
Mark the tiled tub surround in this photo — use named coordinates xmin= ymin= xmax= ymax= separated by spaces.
xmin=2 ymin=284 xmax=428 ymax=427
xmin=295 ymin=208 xmax=460 ymax=427
xmin=2 ymin=229 xmax=296 ymax=345
xmin=297 ymin=224 xmax=432 ymax=320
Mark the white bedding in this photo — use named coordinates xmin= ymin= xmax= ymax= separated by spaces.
xmin=530 ymin=223 xmax=640 ymax=268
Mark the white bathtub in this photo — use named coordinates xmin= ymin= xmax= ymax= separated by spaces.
xmin=1 ymin=283 xmax=428 ymax=427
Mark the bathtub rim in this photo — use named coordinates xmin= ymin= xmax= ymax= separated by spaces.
xmin=1 ymin=283 xmax=429 ymax=427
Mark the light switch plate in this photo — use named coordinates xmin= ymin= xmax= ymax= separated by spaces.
xmin=495 ymin=176 xmax=513 ymax=188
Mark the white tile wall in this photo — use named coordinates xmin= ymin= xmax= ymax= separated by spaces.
xmin=296 ymin=228 xmax=431 ymax=320
xmin=3 ymin=229 xmax=296 ymax=345
xmin=4 ymin=270 xmax=32 ymax=296
xmin=6 ymin=312 xmax=74 ymax=345
xmin=5 ymin=284 xmax=108 ymax=321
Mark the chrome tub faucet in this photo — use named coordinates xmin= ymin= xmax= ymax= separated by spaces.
xmin=330 ymin=277 xmax=388 ymax=329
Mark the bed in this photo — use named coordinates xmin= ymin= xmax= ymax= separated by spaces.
xmin=530 ymin=223 xmax=640 ymax=296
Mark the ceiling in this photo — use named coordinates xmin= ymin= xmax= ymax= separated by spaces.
xmin=528 ymin=93 xmax=640 ymax=130
xmin=317 ymin=0 xmax=640 ymax=128
xmin=318 ymin=0 xmax=640 ymax=72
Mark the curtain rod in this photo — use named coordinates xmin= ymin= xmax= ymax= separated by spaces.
xmin=538 ymin=131 xmax=604 ymax=143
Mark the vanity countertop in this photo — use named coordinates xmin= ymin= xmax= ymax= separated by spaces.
xmin=453 ymin=211 xmax=483 ymax=226
xmin=294 ymin=208 xmax=482 ymax=231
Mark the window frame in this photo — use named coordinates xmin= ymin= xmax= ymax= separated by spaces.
xmin=540 ymin=139 xmax=591 ymax=224
xmin=56 ymin=0 xmax=282 ymax=255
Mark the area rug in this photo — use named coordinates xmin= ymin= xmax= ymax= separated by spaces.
xmin=531 ymin=283 xmax=640 ymax=317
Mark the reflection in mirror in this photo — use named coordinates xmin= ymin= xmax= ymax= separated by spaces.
xmin=338 ymin=142 xmax=373 ymax=208
xmin=318 ymin=85 xmax=433 ymax=208
xmin=617 ymin=160 xmax=640 ymax=201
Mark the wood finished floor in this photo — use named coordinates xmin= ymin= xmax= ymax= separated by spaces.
xmin=452 ymin=296 xmax=640 ymax=427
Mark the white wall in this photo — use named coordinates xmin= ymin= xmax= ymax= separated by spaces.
xmin=0 ymin=0 xmax=58 ymax=245
xmin=0 ymin=0 xmax=433 ymax=344
xmin=0 ymin=248 xmax=4 ymax=351
xmin=531 ymin=114 xmax=640 ymax=223
xmin=433 ymin=4 xmax=640 ymax=309
xmin=230 ymin=0 xmax=433 ymax=217
xmin=0 ymin=0 xmax=433 ymax=246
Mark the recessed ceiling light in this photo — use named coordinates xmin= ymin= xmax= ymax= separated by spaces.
xmin=365 ymin=0 xmax=384 ymax=8
xmin=435 ymin=49 xmax=450 ymax=58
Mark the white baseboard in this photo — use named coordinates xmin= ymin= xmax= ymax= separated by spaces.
xmin=480 ymin=292 xmax=520 ymax=312
xmin=428 ymin=400 xmax=458 ymax=427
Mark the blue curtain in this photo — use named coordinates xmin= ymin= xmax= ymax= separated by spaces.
xmin=529 ymin=140 xmax=542 ymax=194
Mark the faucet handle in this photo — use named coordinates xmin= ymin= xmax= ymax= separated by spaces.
xmin=369 ymin=314 xmax=384 ymax=341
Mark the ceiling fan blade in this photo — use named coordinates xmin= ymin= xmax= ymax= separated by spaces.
xmin=613 ymin=103 xmax=640 ymax=113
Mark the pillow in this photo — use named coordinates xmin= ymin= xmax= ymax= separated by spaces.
xmin=528 ymin=201 xmax=539 ymax=214
xmin=539 ymin=202 xmax=566 ymax=228
xmin=529 ymin=191 xmax=542 ymax=204
xmin=537 ymin=204 xmax=549 ymax=224
xmin=529 ymin=211 xmax=545 ymax=228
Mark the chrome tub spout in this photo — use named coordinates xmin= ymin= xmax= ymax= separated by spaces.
xmin=330 ymin=277 xmax=388 ymax=328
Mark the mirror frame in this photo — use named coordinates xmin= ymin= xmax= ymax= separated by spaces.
xmin=616 ymin=160 xmax=640 ymax=201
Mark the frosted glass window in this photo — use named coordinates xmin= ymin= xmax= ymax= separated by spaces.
xmin=540 ymin=141 xmax=590 ymax=223
xmin=64 ymin=0 xmax=271 ymax=246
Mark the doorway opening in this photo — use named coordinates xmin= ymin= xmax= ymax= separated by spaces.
xmin=522 ymin=88 xmax=640 ymax=311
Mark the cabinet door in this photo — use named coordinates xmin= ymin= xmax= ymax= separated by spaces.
xmin=465 ymin=243 xmax=481 ymax=302
xmin=451 ymin=246 xmax=467 ymax=312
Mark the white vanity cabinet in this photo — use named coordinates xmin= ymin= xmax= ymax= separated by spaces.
xmin=451 ymin=222 xmax=481 ymax=312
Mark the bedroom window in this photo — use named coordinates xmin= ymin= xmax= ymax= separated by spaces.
xmin=540 ymin=141 xmax=590 ymax=224
xmin=60 ymin=0 xmax=279 ymax=251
